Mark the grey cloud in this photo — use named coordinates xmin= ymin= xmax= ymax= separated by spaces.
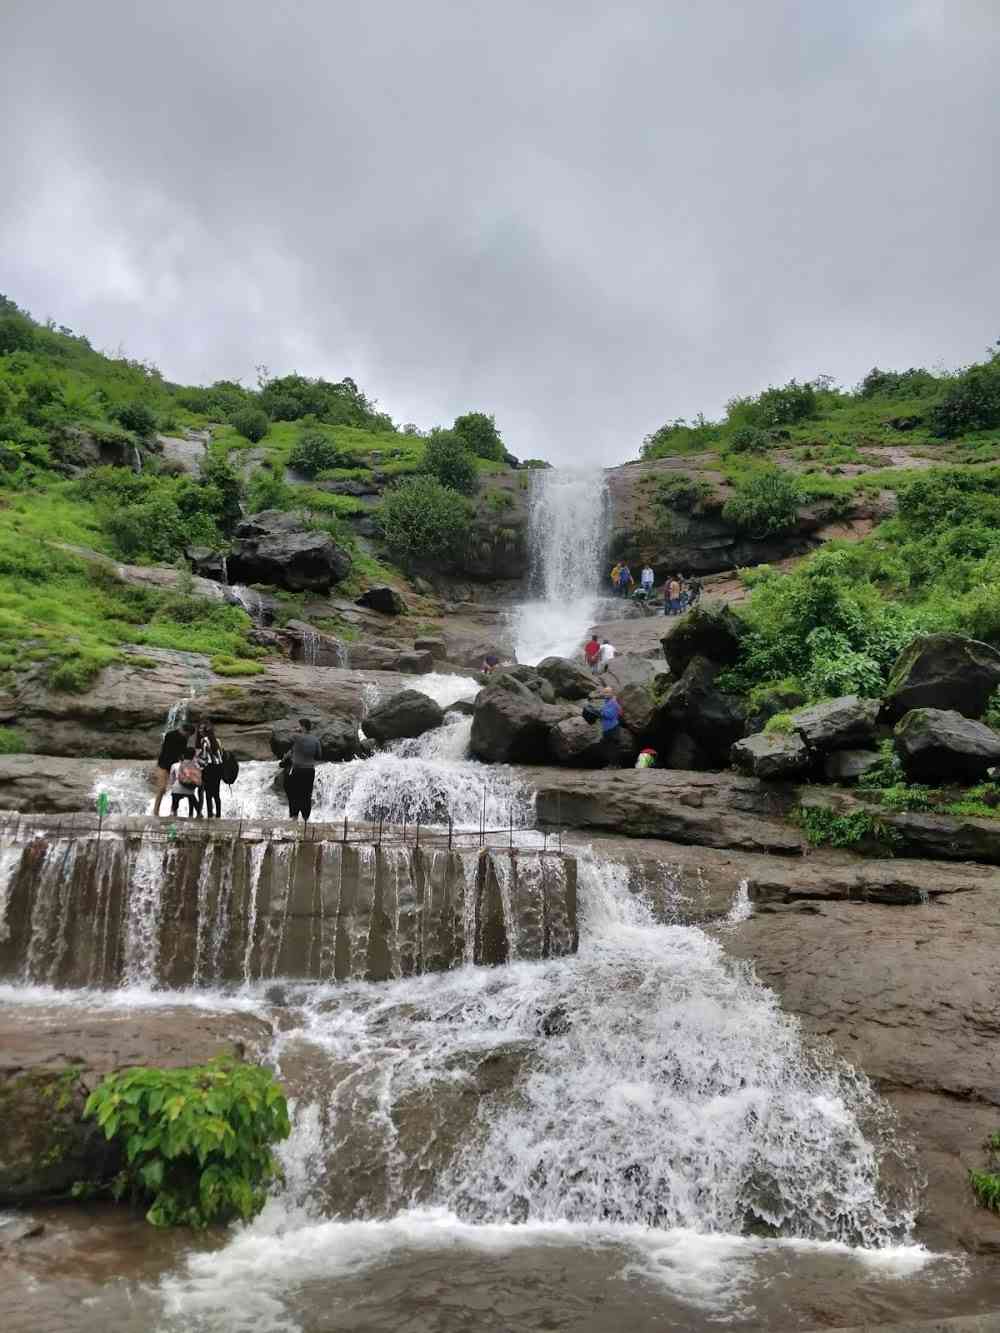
xmin=1 ymin=0 xmax=998 ymax=462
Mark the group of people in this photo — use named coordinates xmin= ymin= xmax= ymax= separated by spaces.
xmin=152 ymin=715 xmax=323 ymax=821
xmin=608 ymin=562 xmax=701 ymax=615
xmin=152 ymin=720 xmax=232 ymax=818
xmin=583 ymin=634 xmax=616 ymax=674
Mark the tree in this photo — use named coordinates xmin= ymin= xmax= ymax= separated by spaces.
xmin=423 ymin=429 xmax=478 ymax=494
xmin=288 ymin=430 xmax=347 ymax=476
xmin=379 ymin=475 xmax=470 ymax=565
xmin=453 ymin=411 xmax=505 ymax=461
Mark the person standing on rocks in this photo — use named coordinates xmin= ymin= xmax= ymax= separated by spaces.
xmin=617 ymin=563 xmax=634 ymax=597
xmin=195 ymin=721 xmax=225 ymax=819
xmin=583 ymin=633 xmax=601 ymax=673
xmin=641 ymin=564 xmax=655 ymax=596
xmin=152 ymin=721 xmax=194 ymax=816
xmin=168 ymin=746 xmax=203 ymax=817
xmin=597 ymin=638 xmax=616 ymax=673
xmin=600 ymin=686 xmax=623 ymax=736
xmin=283 ymin=718 xmax=322 ymax=822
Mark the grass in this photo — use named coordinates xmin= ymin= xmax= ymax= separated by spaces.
xmin=211 ymin=655 xmax=264 ymax=677
xmin=0 ymin=727 xmax=26 ymax=754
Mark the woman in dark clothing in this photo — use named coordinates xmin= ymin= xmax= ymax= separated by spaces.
xmin=283 ymin=718 xmax=323 ymax=821
xmin=195 ymin=721 xmax=225 ymax=818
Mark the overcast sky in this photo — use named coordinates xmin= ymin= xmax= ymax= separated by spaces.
xmin=2 ymin=1 xmax=998 ymax=463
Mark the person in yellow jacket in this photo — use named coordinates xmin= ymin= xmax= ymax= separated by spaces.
xmin=609 ymin=562 xmax=622 ymax=591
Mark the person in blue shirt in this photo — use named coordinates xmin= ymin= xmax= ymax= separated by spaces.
xmin=600 ymin=687 xmax=623 ymax=735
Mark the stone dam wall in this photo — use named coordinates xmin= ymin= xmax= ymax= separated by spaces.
xmin=0 ymin=816 xmax=578 ymax=988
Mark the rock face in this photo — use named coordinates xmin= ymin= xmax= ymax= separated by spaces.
xmin=660 ymin=604 xmax=744 ymax=676
xmin=363 ymin=690 xmax=445 ymax=743
xmin=894 ymin=707 xmax=1000 ymax=782
xmin=534 ymin=657 xmax=596 ymax=701
xmin=284 ymin=620 xmax=346 ymax=667
xmin=470 ymin=678 xmax=573 ymax=764
xmin=345 ymin=643 xmax=433 ymax=674
xmin=789 ymin=694 xmax=879 ymax=751
xmin=731 ymin=730 xmax=810 ymax=779
xmin=228 ymin=510 xmax=352 ymax=592
xmin=355 ymin=586 xmax=406 ymax=615
xmin=884 ymin=633 xmax=1000 ymax=720
xmin=651 ymin=656 xmax=747 ymax=767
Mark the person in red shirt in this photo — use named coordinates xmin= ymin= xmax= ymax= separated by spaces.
xmin=583 ymin=634 xmax=601 ymax=672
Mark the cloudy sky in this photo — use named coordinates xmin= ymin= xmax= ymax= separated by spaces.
xmin=1 ymin=1 xmax=997 ymax=463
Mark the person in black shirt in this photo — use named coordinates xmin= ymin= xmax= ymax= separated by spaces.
xmin=152 ymin=722 xmax=193 ymax=816
xmin=283 ymin=718 xmax=322 ymax=820
xmin=195 ymin=721 xmax=225 ymax=818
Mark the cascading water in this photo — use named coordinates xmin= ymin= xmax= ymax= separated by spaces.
xmin=513 ymin=466 xmax=610 ymax=664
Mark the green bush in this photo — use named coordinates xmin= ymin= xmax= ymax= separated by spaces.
xmin=287 ymin=430 xmax=347 ymax=477
xmin=930 ymin=360 xmax=1000 ymax=437
xmin=379 ymin=475 xmax=470 ymax=566
xmin=797 ymin=804 xmax=900 ymax=852
xmin=232 ymin=407 xmax=269 ymax=443
xmin=722 ymin=466 xmax=802 ymax=536
xmin=859 ymin=366 xmax=938 ymax=399
xmin=423 ymin=429 xmax=478 ymax=494
xmin=970 ymin=1133 xmax=1000 ymax=1213
xmin=655 ymin=474 xmax=714 ymax=513
xmin=82 ymin=1059 xmax=290 ymax=1228
xmin=211 ymin=655 xmax=264 ymax=677
xmin=727 ymin=379 xmax=817 ymax=431
xmin=453 ymin=411 xmax=505 ymax=461
xmin=111 ymin=402 xmax=158 ymax=438
xmin=0 ymin=726 xmax=26 ymax=754
xmin=726 ymin=426 xmax=769 ymax=454
xmin=246 ymin=470 xmax=292 ymax=513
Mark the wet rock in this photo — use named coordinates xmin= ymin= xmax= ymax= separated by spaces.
xmin=186 ymin=546 xmax=228 ymax=581
xmin=823 ymin=749 xmax=882 ymax=782
xmin=269 ymin=714 xmax=362 ymax=763
xmin=413 ymin=637 xmax=447 ymax=660
xmin=534 ymin=657 xmax=596 ymax=701
xmin=445 ymin=698 xmax=475 ymax=717
xmin=538 ymin=1004 xmax=571 ymax=1037
xmin=618 ymin=682 xmax=656 ymax=735
xmin=884 ymin=633 xmax=1000 ymax=720
xmin=345 ymin=643 xmax=433 ymax=674
xmin=470 ymin=678 xmax=574 ymax=764
xmin=356 ymin=586 xmax=406 ymax=616
xmin=363 ymin=689 xmax=445 ymax=744
xmin=283 ymin=620 xmax=346 ymax=668
xmin=660 ymin=604 xmax=744 ymax=676
xmin=651 ymin=656 xmax=747 ymax=766
xmin=789 ymin=695 xmax=880 ymax=752
xmin=894 ymin=707 xmax=1000 ymax=782
xmin=603 ymin=654 xmax=658 ymax=693
xmin=228 ymin=509 xmax=352 ymax=593
xmin=731 ymin=731 xmax=811 ymax=780
xmin=495 ymin=667 xmax=556 ymax=703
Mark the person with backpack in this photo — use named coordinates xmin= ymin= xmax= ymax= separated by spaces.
xmin=600 ymin=687 xmax=623 ymax=736
xmin=152 ymin=720 xmax=194 ymax=815
xmin=609 ymin=562 xmax=622 ymax=594
xmin=195 ymin=721 xmax=226 ymax=819
xmin=168 ymin=746 xmax=203 ymax=817
xmin=583 ymin=633 xmax=601 ymax=673
xmin=617 ymin=563 xmax=634 ymax=597
xmin=282 ymin=717 xmax=322 ymax=821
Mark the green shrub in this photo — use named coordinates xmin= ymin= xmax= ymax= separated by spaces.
xmin=797 ymin=804 xmax=900 ymax=852
xmin=482 ymin=487 xmax=514 ymax=513
xmin=726 ymin=426 xmax=769 ymax=454
xmin=655 ymin=474 xmax=714 ymax=513
xmin=0 ymin=726 xmax=26 ymax=754
xmin=763 ymin=711 xmax=794 ymax=734
xmin=930 ymin=360 xmax=1000 ymax=437
xmin=722 ymin=467 xmax=803 ymax=536
xmin=232 ymin=407 xmax=269 ymax=443
xmin=453 ymin=411 xmax=505 ymax=461
xmin=727 ymin=379 xmax=817 ymax=431
xmin=81 ymin=1059 xmax=290 ymax=1228
xmin=288 ymin=430 xmax=347 ymax=477
xmin=111 ymin=402 xmax=157 ymax=438
xmin=859 ymin=366 xmax=938 ymax=399
xmin=246 ymin=469 xmax=292 ymax=512
xmin=423 ymin=429 xmax=478 ymax=494
xmin=970 ymin=1133 xmax=1000 ymax=1213
xmin=379 ymin=475 xmax=470 ymax=566
xmin=211 ymin=655 xmax=264 ymax=677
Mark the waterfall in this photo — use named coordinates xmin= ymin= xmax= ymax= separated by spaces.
xmin=513 ymin=466 xmax=610 ymax=664
xmin=132 ymin=444 xmax=143 ymax=474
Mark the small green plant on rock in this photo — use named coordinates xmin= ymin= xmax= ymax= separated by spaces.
xmin=81 ymin=1059 xmax=290 ymax=1228
xmin=797 ymin=804 xmax=901 ymax=853
xmin=970 ymin=1133 xmax=1000 ymax=1213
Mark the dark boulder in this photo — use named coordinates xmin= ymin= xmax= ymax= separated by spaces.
xmin=652 ymin=656 xmax=747 ymax=766
xmin=363 ymin=690 xmax=445 ymax=744
xmin=618 ymin=682 xmax=656 ymax=736
xmin=789 ymin=695 xmax=880 ymax=752
xmin=548 ymin=714 xmax=603 ymax=764
xmin=661 ymin=604 xmax=744 ymax=676
xmin=269 ymin=715 xmax=361 ymax=763
xmin=495 ymin=667 xmax=556 ymax=703
xmin=884 ymin=633 xmax=1000 ymax=720
xmin=229 ymin=510 xmax=352 ymax=593
xmin=894 ymin=707 xmax=1000 ymax=782
xmin=284 ymin=620 xmax=346 ymax=668
xmin=661 ymin=731 xmax=714 ymax=771
xmin=823 ymin=749 xmax=883 ymax=783
xmin=731 ymin=731 xmax=811 ymax=780
xmin=535 ymin=657 xmax=596 ymax=701
xmin=603 ymin=654 xmax=659 ymax=692
xmin=186 ymin=546 xmax=228 ymax=581
xmin=356 ymin=586 xmax=406 ymax=616
xmin=470 ymin=678 xmax=573 ymax=764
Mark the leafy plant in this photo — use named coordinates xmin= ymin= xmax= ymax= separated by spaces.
xmin=423 ymin=429 xmax=478 ymax=494
xmin=81 ymin=1059 xmax=290 ymax=1228
xmin=453 ymin=411 xmax=505 ymax=461
xmin=797 ymin=804 xmax=901 ymax=852
xmin=288 ymin=430 xmax=347 ymax=477
xmin=232 ymin=407 xmax=269 ymax=443
xmin=655 ymin=474 xmax=714 ymax=513
xmin=970 ymin=1132 xmax=1000 ymax=1213
xmin=379 ymin=475 xmax=470 ymax=566
xmin=111 ymin=402 xmax=158 ymax=438
xmin=211 ymin=655 xmax=264 ymax=677
xmin=763 ymin=711 xmax=794 ymax=734
xmin=0 ymin=726 xmax=26 ymax=754
xmin=930 ymin=359 xmax=1000 ymax=437
xmin=722 ymin=466 xmax=803 ymax=536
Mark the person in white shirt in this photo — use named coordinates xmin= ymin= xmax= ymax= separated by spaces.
xmin=597 ymin=639 xmax=616 ymax=672
xmin=641 ymin=565 xmax=655 ymax=592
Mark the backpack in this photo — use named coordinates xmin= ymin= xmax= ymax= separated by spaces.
xmin=178 ymin=759 xmax=202 ymax=787
xmin=220 ymin=750 xmax=240 ymax=785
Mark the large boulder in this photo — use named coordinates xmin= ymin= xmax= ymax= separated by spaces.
xmin=363 ymin=690 xmax=444 ymax=744
xmin=413 ymin=637 xmax=447 ymax=661
xmin=470 ymin=678 xmax=573 ymax=764
xmin=789 ymin=695 xmax=880 ymax=752
xmin=269 ymin=715 xmax=362 ymax=763
xmin=345 ymin=643 xmax=434 ymax=674
xmin=884 ymin=634 xmax=1000 ymax=720
xmin=651 ymin=656 xmax=747 ymax=766
xmin=823 ymin=749 xmax=883 ymax=783
xmin=494 ymin=667 xmax=556 ymax=703
xmin=894 ymin=708 xmax=1000 ymax=782
xmin=535 ymin=657 xmax=596 ymax=701
xmin=618 ymin=681 xmax=656 ymax=735
xmin=284 ymin=620 xmax=346 ymax=668
xmin=356 ymin=586 xmax=406 ymax=615
xmin=548 ymin=715 xmax=603 ymax=764
xmin=228 ymin=510 xmax=352 ymax=593
xmin=731 ymin=731 xmax=811 ymax=780
xmin=661 ymin=604 xmax=744 ymax=676
xmin=603 ymin=653 xmax=658 ymax=693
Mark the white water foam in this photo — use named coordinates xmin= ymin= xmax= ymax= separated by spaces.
xmin=513 ymin=467 xmax=609 ymax=664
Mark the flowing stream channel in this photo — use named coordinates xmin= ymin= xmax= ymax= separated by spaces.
xmin=0 ymin=468 xmax=993 ymax=1330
